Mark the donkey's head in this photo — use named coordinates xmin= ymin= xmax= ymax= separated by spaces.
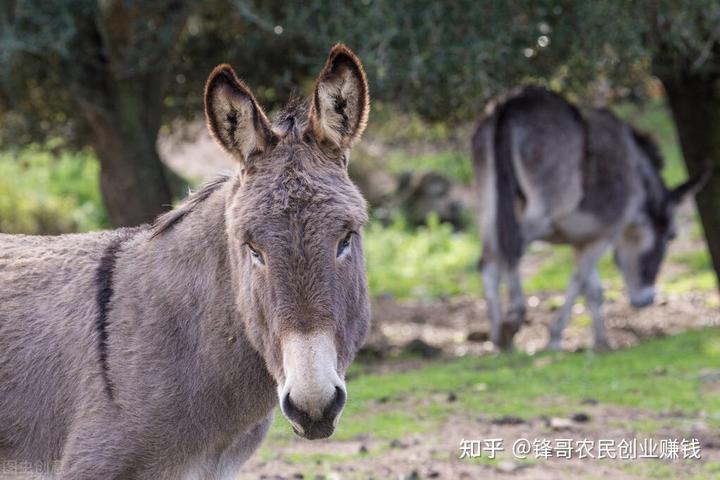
xmin=204 ymin=45 xmax=370 ymax=439
xmin=614 ymin=132 xmax=709 ymax=308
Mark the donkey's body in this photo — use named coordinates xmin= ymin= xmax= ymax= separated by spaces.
xmin=1 ymin=181 xmax=276 ymax=479
xmin=474 ymin=86 xmax=706 ymax=350
xmin=0 ymin=44 xmax=372 ymax=479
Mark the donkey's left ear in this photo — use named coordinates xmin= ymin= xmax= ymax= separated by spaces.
xmin=308 ymin=44 xmax=370 ymax=156
xmin=668 ymin=167 xmax=712 ymax=206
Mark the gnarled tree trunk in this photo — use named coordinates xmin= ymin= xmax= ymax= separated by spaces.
xmin=77 ymin=77 xmax=173 ymax=227
xmin=68 ymin=1 xmax=191 ymax=227
xmin=660 ymin=72 xmax=720 ymax=292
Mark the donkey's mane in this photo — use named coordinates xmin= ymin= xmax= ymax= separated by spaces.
xmin=272 ymin=96 xmax=310 ymax=138
xmin=631 ymin=128 xmax=664 ymax=171
xmin=150 ymin=174 xmax=231 ymax=237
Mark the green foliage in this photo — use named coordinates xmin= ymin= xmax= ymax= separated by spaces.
xmin=613 ymin=99 xmax=686 ymax=185
xmin=364 ymin=214 xmax=481 ymax=299
xmin=384 ymin=150 xmax=473 ymax=185
xmin=0 ymin=147 xmax=107 ymax=234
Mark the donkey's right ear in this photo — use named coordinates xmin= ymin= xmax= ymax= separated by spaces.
xmin=204 ymin=64 xmax=274 ymax=164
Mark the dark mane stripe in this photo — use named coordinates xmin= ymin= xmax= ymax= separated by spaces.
xmin=95 ymin=238 xmax=123 ymax=401
xmin=94 ymin=227 xmax=144 ymax=401
xmin=150 ymin=174 xmax=231 ymax=238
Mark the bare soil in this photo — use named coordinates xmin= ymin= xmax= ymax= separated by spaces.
xmin=242 ymin=403 xmax=720 ymax=480
xmin=368 ymin=290 xmax=719 ymax=360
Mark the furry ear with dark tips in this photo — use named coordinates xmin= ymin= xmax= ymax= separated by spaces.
xmin=205 ymin=64 xmax=274 ymax=165
xmin=307 ymin=44 xmax=370 ymax=156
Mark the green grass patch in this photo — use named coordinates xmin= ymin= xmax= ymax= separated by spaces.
xmin=384 ymin=149 xmax=473 ymax=184
xmin=364 ymin=214 xmax=481 ymax=298
xmin=665 ymin=249 xmax=717 ymax=294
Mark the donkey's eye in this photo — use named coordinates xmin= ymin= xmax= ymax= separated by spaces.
xmin=247 ymin=244 xmax=265 ymax=265
xmin=337 ymin=232 xmax=353 ymax=258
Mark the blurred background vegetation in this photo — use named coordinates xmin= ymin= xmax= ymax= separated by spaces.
xmin=1 ymin=0 xmax=719 ymax=295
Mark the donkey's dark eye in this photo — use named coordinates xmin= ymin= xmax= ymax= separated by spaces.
xmin=247 ymin=245 xmax=265 ymax=265
xmin=337 ymin=232 xmax=353 ymax=258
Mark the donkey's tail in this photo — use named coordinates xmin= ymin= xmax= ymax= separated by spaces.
xmin=492 ymin=107 xmax=523 ymax=268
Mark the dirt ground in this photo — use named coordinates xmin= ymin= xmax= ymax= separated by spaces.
xmin=243 ymin=406 xmax=720 ymax=479
xmin=367 ymin=290 xmax=720 ymax=358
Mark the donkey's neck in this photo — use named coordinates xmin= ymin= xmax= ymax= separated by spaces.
xmin=109 ymin=177 xmax=276 ymax=428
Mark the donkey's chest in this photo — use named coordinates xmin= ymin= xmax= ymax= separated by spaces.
xmin=166 ymin=414 xmax=274 ymax=480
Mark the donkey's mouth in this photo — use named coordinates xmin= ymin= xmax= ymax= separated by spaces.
xmin=290 ymin=420 xmax=336 ymax=440
xmin=281 ymin=386 xmax=345 ymax=440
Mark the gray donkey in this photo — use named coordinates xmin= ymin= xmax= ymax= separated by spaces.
xmin=473 ymin=86 xmax=708 ymax=351
xmin=0 ymin=44 xmax=371 ymax=479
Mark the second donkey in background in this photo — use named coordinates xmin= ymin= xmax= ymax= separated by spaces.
xmin=473 ymin=86 xmax=708 ymax=351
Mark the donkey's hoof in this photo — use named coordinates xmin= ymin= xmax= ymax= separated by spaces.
xmin=497 ymin=322 xmax=518 ymax=351
xmin=593 ymin=340 xmax=611 ymax=353
xmin=507 ymin=307 xmax=527 ymax=326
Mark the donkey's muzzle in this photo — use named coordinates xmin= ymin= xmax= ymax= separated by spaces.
xmin=282 ymin=386 xmax=346 ymax=440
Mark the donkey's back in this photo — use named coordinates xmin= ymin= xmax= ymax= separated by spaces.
xmin=0 ymin=230 xmax=137 ymax=465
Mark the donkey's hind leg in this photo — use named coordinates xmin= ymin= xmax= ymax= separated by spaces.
xmin=548 ymin=241 xmax=609 ymax=350
xmin=585 ymin=268 xmax=610 ymax=352
xmin=480 ymin=251 xmax=506 ymax=349
xmin=507 ymin=266 xmax=526 ymax=329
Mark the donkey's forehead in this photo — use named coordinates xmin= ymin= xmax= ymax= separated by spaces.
xmin=233 ymin=157 xmax=367 ymax=236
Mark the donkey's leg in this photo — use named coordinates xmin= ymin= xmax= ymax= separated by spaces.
xmin=480 ymin=251 xmax=505 ymax=348
xmin=548 ymin=241 xmax=608 ymax=350
xmin=507 ymin=265 xmax=526 ymax=329
xmin=58 ymin=431 xmax=137 ymax=480
xmin=520 ymin=193 xmax=554 ymax=245
xmin=214 ymin=414 xmax=273 ymax=479
xmin=584 ymin=268 xmax=610 ymax=352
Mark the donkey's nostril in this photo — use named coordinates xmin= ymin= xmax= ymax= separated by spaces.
xmin=328 ymin=386 xmax=346 ymax=419
xmin=280 ymin=385 xmax=347 ymax=440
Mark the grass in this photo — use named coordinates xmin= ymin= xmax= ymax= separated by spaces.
xmin=384 ymin=149 xmax=473 ymax=184
xmin=261 ymin=329 xmax=720 ymax=471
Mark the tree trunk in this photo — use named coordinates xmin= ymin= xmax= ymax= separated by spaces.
xmin=67 ymin=1 xmax=191 ymax=227
xmin=661 ymin=73 xmax=720 ymax=292
xmin=79 ymin=91 xmax=172 ymax=228
xmin=77 ymin=73 xmax=173 ymax=227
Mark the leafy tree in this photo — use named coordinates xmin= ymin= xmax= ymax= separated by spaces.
xmin=0 ymin=0 xmax=319 ymax=226
xmin=1 ymin=0 xmax=718 ymax=291
xmin=644 ymin=1 xmax=720 ymax=293
xmin=1 ymin=0 xmax=192 ymax=226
